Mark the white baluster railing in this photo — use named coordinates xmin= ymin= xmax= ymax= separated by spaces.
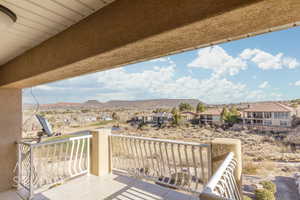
xmin=201 ymin=152 xmax=242 ymax=200
xmin=111 ymin=134 xmax=212 ymax=194
xmin=18 ymin=134 xmax=92 ymax=199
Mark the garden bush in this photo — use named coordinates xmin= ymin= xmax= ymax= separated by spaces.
xmin=255 ymin=189 xmax=275 ymax=200
xmin=260 ymin=181 xmax=276 ymax=194
xmin=243 ymin=195 xmax=252 ymax=200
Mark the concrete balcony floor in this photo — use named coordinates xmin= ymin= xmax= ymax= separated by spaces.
xmin=0 ymin=172 xmax=199 ymax=200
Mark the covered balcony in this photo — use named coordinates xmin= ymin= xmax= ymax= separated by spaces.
xmin=0 ymin=0 xmax=300 ymax=200
xmin=0 ymin=129 xmax=242 ymax=200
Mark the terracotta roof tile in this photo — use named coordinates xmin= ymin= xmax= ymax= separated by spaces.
xmin=243 ymin=103 xmax=293 ymax=112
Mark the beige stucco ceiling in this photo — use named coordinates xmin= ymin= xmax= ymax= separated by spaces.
xmin=0 ymin=0 xmax=115 ymax=65
xmin=0 ymin=0 xmax=300 ymax=88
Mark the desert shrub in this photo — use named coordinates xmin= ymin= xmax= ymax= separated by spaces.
xmin=255 ymin=189 xmax=275 ymax=200
xmin=260 ymin=181 xmax=276 ymax=194
xmin=243 ymin=195 xmax=252 ymax=200
xmin=262 ymin=136 xmax=275 ymax=143
xmin=243 ymin=162 xmax=259 ymax=175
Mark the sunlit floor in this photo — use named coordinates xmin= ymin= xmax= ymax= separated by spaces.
xmin=0 ymin=172 xmax=199 ymax=200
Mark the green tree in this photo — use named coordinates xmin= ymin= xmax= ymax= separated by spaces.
xmin=153 ymin=108 xmax=168 ymax=113
xmin=179 ymin=103 xmax=193 ymax=112
xmin=173 ymin=112 xmax=181 ymax=126
xmin=171 ymin=107 xmax=178 ymax=115
xmin=221 ymin=106 xmax=240 ymax=124
xmin=221 ymin=107 xmax=229 ymax=121
xmin=171 ymin=107 xmax=181 ymax=126
xmin=229 ymin=106 xmax=239 ymax=116
xmin=196 ymin=103 xmax=206 ymax=113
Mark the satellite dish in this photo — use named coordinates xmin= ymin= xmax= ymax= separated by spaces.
xmin=35 ymin=115 xmax=54 ymax=137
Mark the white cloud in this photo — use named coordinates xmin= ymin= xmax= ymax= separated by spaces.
xmin=294 ymin=80 xmax=300 ymax=86
xmin=97 ymin=66 xmax=175 ymax=92
xmin=283 ymin=57 xmax=299 ymax=69
xmin=258 ymin=81 xmax=270 ymax=89
xmin=35 ymin=85 xmax=67 ymax=91
xmin=24 ymin=47 xmax=292 ymax=104
xmin=95 ymin=64 xmax=281 ymax=104
xmin=95 ymin=92 xmax=135 ymax=102
xmin=244 ymin=90 xmax=283 ymax=101
xmin=151 ymin=58 xmax=168 ymax=62
xmin=240 ymin=48 xmax=299 ymax=70
xmin=188 ymin=46 xmax=247 ymax=77
xmin=150 ymin=57 xmax=174 ymax=65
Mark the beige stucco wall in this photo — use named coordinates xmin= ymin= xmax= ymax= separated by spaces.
xmin=0 ymin=89 xmax=22 ymax=192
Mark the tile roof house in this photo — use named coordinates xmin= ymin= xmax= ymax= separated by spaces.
xmin=199 ymin=108 xmax=223 ymax=125
xmin=180 ymin=111 xmax=199 ymax=122
xmin=242 ymin=102 xmax=296 ymax=128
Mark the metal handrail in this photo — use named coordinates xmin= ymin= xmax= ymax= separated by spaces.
xmin=111 ymin=134 xmax=210 ymax=147
xmin=18 ymin=134 xmax=92 ymax=200
xmin=19 ymin=134 xmax=92 ymax=147
xmin=201 ymin=152 xmax=242 ymax=200
xmin=110 ymin=134 xmax=212 ymax=194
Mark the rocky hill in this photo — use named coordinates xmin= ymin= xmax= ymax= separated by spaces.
xmin=26 ymin=99 xmax=203 ymax=110
xmin=102 ymin=99 xmax=202 ymax=109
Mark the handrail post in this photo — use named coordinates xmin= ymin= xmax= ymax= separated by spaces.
xmin=17 ymin=144 xmax=21 ymax=190
xmin=87 ymin=137 xmax=90 ymax=174
xmin=207 ymin=143 xmax=212 ymax=181
xmin=90 ymin=128 xmax=112 ymax=176
xmin=29 ymin=146 xmax=34 ymax=200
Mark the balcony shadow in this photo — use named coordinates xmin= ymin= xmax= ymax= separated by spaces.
xmin=106 ymin=171 xmax=195 ymax=200
xmin=16 ymin=189 xmax=51 ymax=200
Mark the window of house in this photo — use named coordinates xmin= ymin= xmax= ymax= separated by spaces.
xmin=264 ymin=112 xmax=272 ymax=118
xmin=253 ymin=119 xmax=263 ymax=124
xmin=280 ymin=121 xmax=288 ymax=126
xmin=253 ymin=112 xmax=263 ymax=118
xmin=264 ymin=120 xmax=272 ymax=126
xmin=274 ymin=112 xmax=289 ymax=119
xmin=247 ymin=112 xmax=252 ymax=118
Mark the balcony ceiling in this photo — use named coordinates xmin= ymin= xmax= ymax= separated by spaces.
xmin=0 ymin=0 xmax=115 ymax=65
xmin=0 ymin=0 xmax=300 ymax=88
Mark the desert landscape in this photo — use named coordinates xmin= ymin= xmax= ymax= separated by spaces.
xmin=23 ymin=98 xmax=300 ymax=199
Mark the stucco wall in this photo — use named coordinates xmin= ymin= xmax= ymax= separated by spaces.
xmin=0 ymin=89 xmax=22 ymax=192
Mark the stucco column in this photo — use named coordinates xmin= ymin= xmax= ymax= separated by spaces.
xmin=0 ymin=88 xmax=22 ymax=192
xmin=90 ymin=128 xmax=112 ymax=176
xmin=211 ymin=138 xmax=242 ymax=187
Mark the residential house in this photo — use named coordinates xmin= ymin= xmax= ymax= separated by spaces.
xmin=180 ymin=111 xmax=199 ymax=123
xmin=130 ymin=112 xmax=173 ymax=125
xmin=152 ymin=112 xmax=173 ymax=125
xmin=199 ymin=108 xmax=223 ymax=125
xmin=242 ymin=103 xmax=295 ymax=127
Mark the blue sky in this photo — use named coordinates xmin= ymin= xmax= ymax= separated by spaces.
xmin=23 ymin=26 xmax=300 ymax=104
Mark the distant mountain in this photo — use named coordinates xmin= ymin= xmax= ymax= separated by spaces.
xmin=84 ymin=100 xmax=102 ymax=105
xmin=40 ymin=102 xmax=82 ymax=109
xmin=24 ymin=99 xmax=203 ymax=110
xmin=103 ymin=99 xmax=202 ymax=109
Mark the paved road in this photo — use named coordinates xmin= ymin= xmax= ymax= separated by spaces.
xmin=275 ymin=176 xmax=300 ymax=200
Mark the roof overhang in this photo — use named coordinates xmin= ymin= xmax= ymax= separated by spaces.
xmin=1 ymin=0 xmax=300 ymax=88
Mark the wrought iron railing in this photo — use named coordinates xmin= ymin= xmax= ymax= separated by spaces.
xmin=18 ymin=134 xmax=92 ymax=199
xmin=200 ymin=152 xmax=242 ymax=200
xmin=111 ymin=134 xmax=212 ymax=194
